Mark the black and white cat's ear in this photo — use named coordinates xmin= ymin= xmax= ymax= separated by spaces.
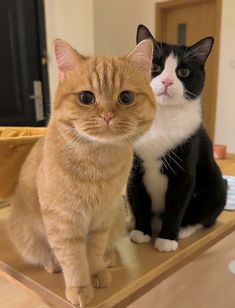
xmin=188 ymin=37 xmax=214 ymax=65
xmin=54 ymin=39 xmax=84 ymax=80
xmin=136 ymin=24 xmax=154 ymax=44
xmin=127 ymin=39 xmax=153 ymax=81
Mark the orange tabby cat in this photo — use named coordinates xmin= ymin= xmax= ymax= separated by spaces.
xmin=7 ymin=39 xmax=156 ymax=306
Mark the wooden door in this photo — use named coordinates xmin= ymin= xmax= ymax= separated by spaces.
xmin=0 ymin=0 xmax=50 ymax=126
xmin=156 ymin=0 xmax=222 ymax=140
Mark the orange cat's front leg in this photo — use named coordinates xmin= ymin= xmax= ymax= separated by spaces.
xmin=87 ymin=228 xmax=112 ymax=288
xmin=44 ymin=217 xmax=94 ymax=306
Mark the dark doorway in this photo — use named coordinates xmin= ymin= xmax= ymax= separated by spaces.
xmin=0 ymin=0 xmax=50 ymax=126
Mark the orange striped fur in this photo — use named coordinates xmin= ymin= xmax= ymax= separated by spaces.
xmin=7 ymin=39 xmax=156 ymax=306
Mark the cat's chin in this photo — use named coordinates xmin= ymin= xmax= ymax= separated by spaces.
xmin=81 ymin=131 xmax=129 ymax=144
xmin=157 ymin=96 xmax=185 ymax=107
xmin=76 ymin=124 xmax=140 ymax=144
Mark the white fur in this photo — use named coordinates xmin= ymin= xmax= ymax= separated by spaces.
xmin=134 ymin=53 xmax=202 ymax=217
xmin=154 ymin=237 xmax=178 ymax=252
xmin=179 ymin=224 xmax=203 ymax=239
xmin=141 ymin=157 xmax=167 ymax=215
xmin=151 ymin=53 xmax=185 ymax=106
xmin=130 ymin=230 xmax=151 ymax=244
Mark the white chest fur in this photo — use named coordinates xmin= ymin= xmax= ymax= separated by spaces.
xmin=134 ymin=99 xmax=202 ymax=214
xmin=142 ymin=157 xmax=168 ymax=214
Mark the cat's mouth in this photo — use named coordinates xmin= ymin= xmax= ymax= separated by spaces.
xmin=157 ymin=89 xmax=171 ymax=98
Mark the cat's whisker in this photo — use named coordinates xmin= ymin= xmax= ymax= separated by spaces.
xmin=167 ymin=152 xmax=185 ymax=172
xmin=170 ymin=150 xmax=183 ymax=162
xmin=162 ymin=157 xmax=177 ymax=175
xmin=160 ymin=158 xmax=168 ymax=170
xmin=52 ymin=131 xmax=81 ymax=149
xmin=49 ymin=127 xmax=78 ymax=143
xmin=185 ymin=90 xmax=198 ymax=98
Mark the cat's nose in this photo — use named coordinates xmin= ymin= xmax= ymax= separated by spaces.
xmin=162 ymin=78 xmax=173 ymax=88
xmin=101 ymin=112 xmax=114 ymax=125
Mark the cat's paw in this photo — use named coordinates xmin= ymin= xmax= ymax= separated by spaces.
xmin=130 ymin=230 xmax=151 ymax=243
xmin=44 ymin=257 xmax=61 ymax=273
xmin=179 ymin=224 xmax=203 ymax=239
xmin=44 ymin=264 xmax=62 ymax=274
xmin=66 ymin=285 xmax=94 ymax=306
xmin=154 ymin=237 xmax=178 ymax=252
xmin=92 ymin=268 xmax=112 ymax=288
xmin=104 ymin=249 xmax=117 ymax=268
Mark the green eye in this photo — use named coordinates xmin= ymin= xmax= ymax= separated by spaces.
xmin=118 ymin=91 xmax=134 ymax=105
xmin=178 ymin=68 xmax=190 ymax=78
xmin=78 ymin=91 xmax=95 ymax=105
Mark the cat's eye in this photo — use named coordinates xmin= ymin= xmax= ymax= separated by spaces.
xmin=118 ymin=91 xmax=134 ymax=105
xmin=152 ymin=64 xmax=162 ymax=74
xmin=78 ymin=91 xmax=95 ymax=105
xmin=178 ymin=68 xmax=190 ymax=78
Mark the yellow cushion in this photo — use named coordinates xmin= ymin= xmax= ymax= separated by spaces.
xmin=0 ymin=127 xmax=46 ymax=200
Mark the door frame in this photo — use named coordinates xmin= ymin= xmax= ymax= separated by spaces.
xmin=35 ymin=0 xmax=50 ymax=125
xmin=155 ymin=0 xmax=222 ymax=140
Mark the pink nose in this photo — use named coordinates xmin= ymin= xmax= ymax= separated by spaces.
xmin=101 ymin=112 xmax=113 ymax=124
xmin=162 ymin=78 xmax=173 ymax=88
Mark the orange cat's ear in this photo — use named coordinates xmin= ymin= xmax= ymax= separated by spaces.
xmin=54 ymin=39 xmax=84 ymax=80
xmin=127 ymin=39 xmax=153 ymax=81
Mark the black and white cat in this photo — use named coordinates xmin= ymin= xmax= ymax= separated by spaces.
xmin=127 ymin=25 xmax=227 ymax=252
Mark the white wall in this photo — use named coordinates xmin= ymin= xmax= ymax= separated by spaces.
xmin=44 ymin=0 xmax=94 ymax=98
xmin=93 ymin=0 xmax=166 ymax=56
xmin=136 ymin=0 xmax=167 ymax=33
xmin=215 ymin=0 xmax=235 ymax=152
xmin=93 ymin=0 xmax=140 ymax=55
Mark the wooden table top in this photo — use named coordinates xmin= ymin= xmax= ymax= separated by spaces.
xmin=0 ymin=155 xmax=235 ymax=308
xmin=128 ymin=230 xmax=235 ymax=308
xmin=0 ymin=271 xmax=49 ymax=308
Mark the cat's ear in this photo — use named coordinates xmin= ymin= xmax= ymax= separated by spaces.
xmin=188 ymin=37 xmax=214 ymax=65
xmin=54 ymin=39 xmax=84 ymax=80
xmin=127 ymin=39 xmax=153 ymax=81
xmin=136 ymin=24 xmax=154 ymax=44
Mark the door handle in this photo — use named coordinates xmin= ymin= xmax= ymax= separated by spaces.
xmin=30 ymin=81 xmax=44 ymax=121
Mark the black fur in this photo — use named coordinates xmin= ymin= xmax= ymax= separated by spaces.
xmin=127 ymin=25 xmax=227 ymax=241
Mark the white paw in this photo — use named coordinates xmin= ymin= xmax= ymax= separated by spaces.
xmin=130 ymin=230 xmax=151 ymax=244
xmin=154 ymin=237 xmax=178 ymax=252
xmin=179 ymin=224 xmax=203 ymax=239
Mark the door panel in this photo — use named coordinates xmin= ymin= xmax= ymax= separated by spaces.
xmin=0 ymin=0 xmax=47 ymax=126
xmin=157 ymin=1 xmax=219 ymax=139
